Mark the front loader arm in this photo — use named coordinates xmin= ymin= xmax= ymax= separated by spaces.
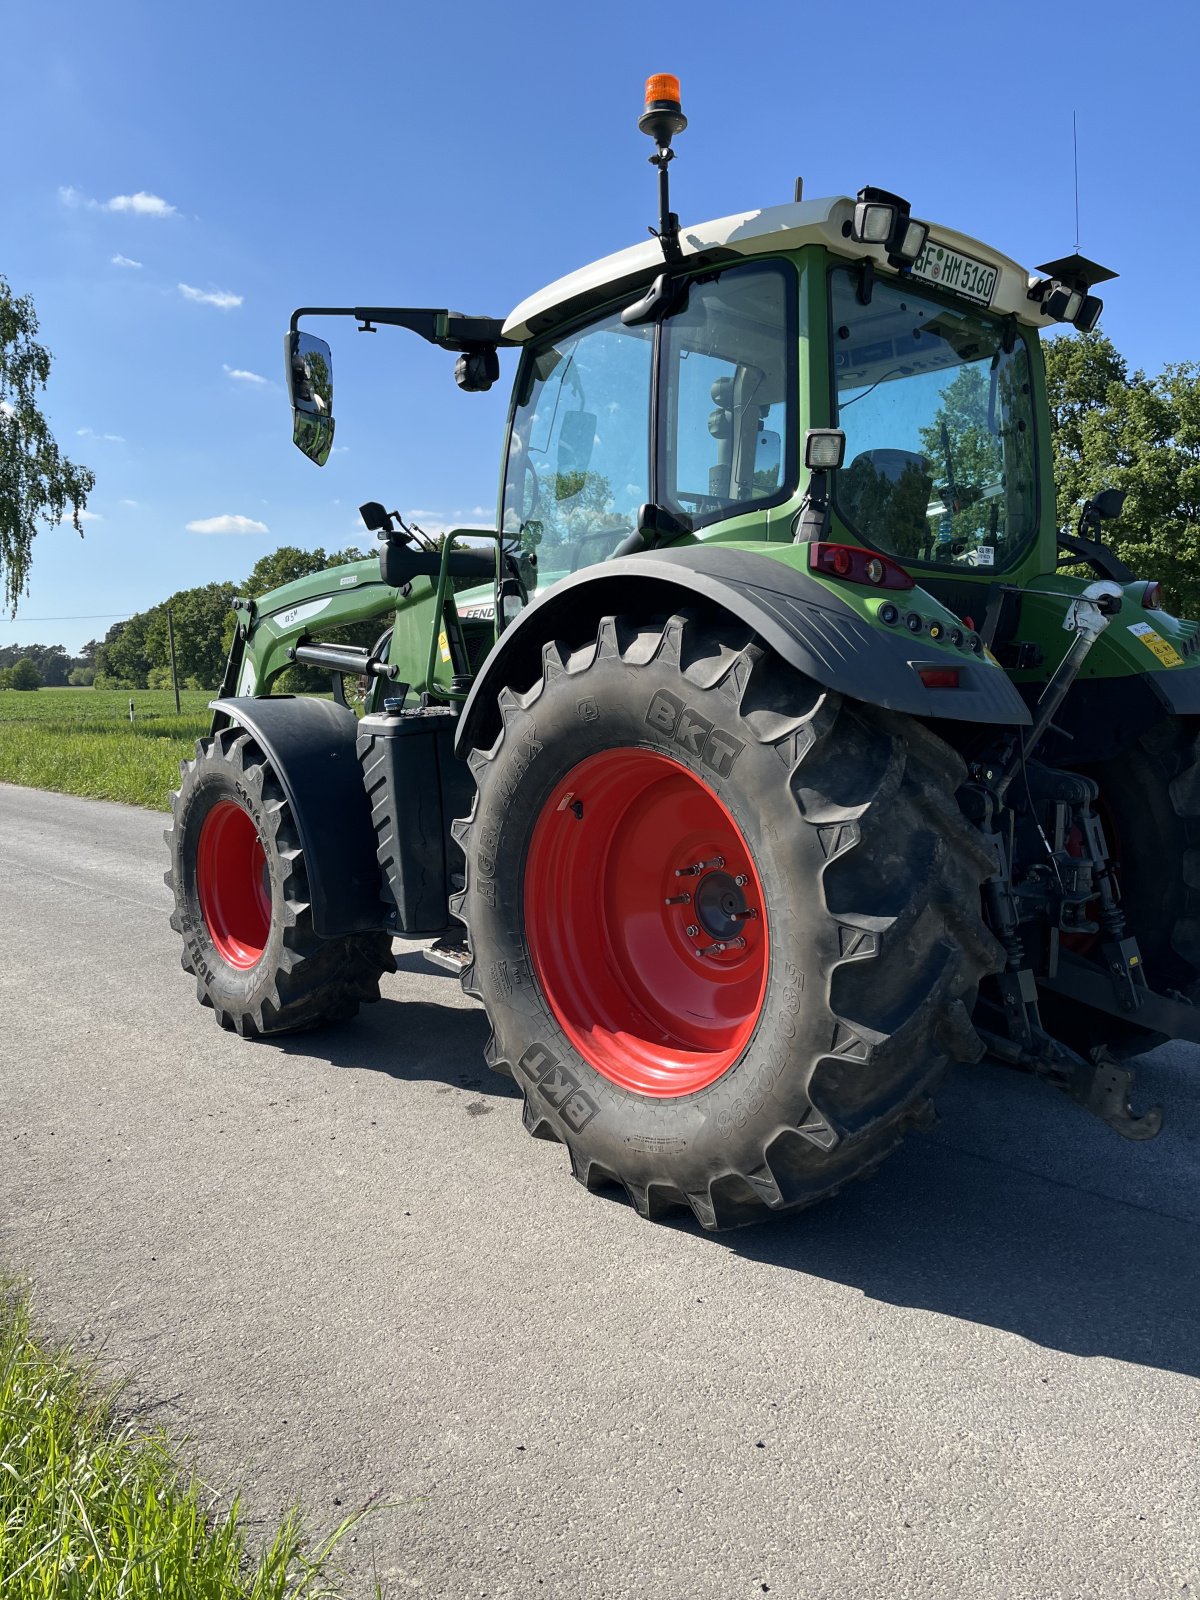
xmin=216 ymin=558 xmax=404 ymax=711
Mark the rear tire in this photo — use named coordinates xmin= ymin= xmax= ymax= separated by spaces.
xmin=165 ymin=727 xmax=395 ymax=1036
xmin=452 ymin=612 xmax=1003 ymax=1230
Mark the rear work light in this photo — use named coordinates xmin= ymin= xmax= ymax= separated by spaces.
xmin=1142 ymin=581 xmax=1164 ymax=610
xmin=808 ymin=542 xmax=915 ymax=591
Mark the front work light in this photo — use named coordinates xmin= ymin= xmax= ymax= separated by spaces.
xmin=850 ymin=187 xmax=929 ymax=266
xmin=804 ymin=428 xmax=846 ymax=471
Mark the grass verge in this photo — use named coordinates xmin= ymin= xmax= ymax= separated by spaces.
xmin=0 ymin=689 xmax=213 ymax=811
xmin=0 ymin=1282 xmax=370 ymax=1597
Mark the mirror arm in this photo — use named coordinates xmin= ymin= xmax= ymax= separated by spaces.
xmin=289 ymin=305 xmax=515 ymax=351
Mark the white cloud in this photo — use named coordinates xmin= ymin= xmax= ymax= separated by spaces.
xmin=186 ymin=513 xmax=269 ymax=535
xmin=106 ymin=191 xmax=175 ymax=216
xmin=77 ymin=509 xmax=103 ymax=522
xmin=330 ymin=444 xmax=350 ymax=454
xmin=179 ymin=283 xmax=242 ymax=310
xmin=0 ymin=400 xmax=14 ymax=419
xmin=120 ymin=498 xmax=139 ymax=507
xmin=76 ymin=426 xmax=125 ymax=443
xmin=59 ymin=185 xmax=176 ymax=217
xmin=223 ymin=364 xmax=267 ymax=385
xmin=111 ymin=253 xmax=143 ymax=268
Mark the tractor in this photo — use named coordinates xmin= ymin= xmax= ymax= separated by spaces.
xmin=166 ymin=76 xmax=1200 ymax=1230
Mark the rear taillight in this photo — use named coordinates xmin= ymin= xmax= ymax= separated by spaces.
xmin=917 ymin=666 xmax=961 ymax=689
xmin=808 ymin=542 xmax=915 ymax=591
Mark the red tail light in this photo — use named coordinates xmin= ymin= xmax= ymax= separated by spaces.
xmin=808 ymin=542 xmax=915 ymax=591
xmin=917 ymin=666 xmax=961 ymax=689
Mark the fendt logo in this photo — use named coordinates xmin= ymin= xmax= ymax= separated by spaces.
xmin=645 ymin=690 xmax=744 ymax=777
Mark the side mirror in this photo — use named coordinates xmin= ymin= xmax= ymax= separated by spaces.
xmin=557 ymin=410 xmax=597 ymax=480
xmin=284 ymin=330 xmax=335 ymax=466
xmin=1079 ymin=486 xmax=1127 ymax=539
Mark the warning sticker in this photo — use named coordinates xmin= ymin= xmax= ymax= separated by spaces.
xmin=438 ymin=630 xmax=452 ymax=664
xmin=1128 ymin=621 xmax=1184 ymax=667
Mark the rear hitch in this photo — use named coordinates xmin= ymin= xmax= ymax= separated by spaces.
xmin=1068 ymin=1048 xmax=1163 ymax=1142
xmin=978 ymin=1027 xmax=1162 ymax=1142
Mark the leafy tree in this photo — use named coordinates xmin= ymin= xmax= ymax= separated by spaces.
xmin=67 ymin=665 xmax=94 ymax=686
xmin=3 ymin=657 xmax=42 ymax=689
xmin=95 ymin=613 xmax=158 ymax=688
xmin=0 ymin=276 xmax=96 ymax=613
xmin=1045 ymin=332 xmax=1200 ymax=617
xmin=144 ymin=581 xmax=237 ymax=690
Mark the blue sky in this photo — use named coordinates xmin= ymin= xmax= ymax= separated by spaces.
xmin=4 ymin=0 xmax=1197 ymax=655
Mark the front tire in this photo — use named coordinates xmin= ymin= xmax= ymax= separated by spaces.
xmin=453 ymin=612 xmax=1003 ymax=1230
xmin=165 ymin=727 xmax=395 ymax=1035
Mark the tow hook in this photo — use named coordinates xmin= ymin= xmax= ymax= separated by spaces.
xmin=978 ymin=1028 xmax=1163 ymax=1142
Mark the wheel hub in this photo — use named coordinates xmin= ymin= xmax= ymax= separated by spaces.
xmin=693 ymin=869 xmax=752 ymax=941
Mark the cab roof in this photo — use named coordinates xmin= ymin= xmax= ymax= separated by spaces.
xmin=503 ymin=195 xmax=1057 ymax=344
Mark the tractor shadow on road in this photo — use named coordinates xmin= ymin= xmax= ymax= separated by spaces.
xmin=721 ymin=1045 xmax=1200 ymax=1380
xmin=266 ymin=952 xmax=521 ymax=1100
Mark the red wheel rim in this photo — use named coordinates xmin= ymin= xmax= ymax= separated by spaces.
xmin=196 ymin=800 xmax=271 ymax=969
xmin=524 ymin=749 xmax=769 ymax=1097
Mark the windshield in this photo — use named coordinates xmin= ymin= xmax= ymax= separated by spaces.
xmin=501 ymin=260 xmax=796 ymax=581
xmin=830 ymin=265 xmax=1037 ymax=571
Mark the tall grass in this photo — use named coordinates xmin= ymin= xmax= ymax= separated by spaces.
xmin=0 ymin=689 xmax=212 ymax=810
xmin=0 ymin=1283 xmax=372 ymax=1598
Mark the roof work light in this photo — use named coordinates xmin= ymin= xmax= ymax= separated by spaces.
xmin=1028 ymin=252 xmax=1117 ymax=333
xmin=849 ymin=186 xmax=929 ymax=268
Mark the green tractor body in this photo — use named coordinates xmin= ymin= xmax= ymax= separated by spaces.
xmin=167 ymin=82 xmax=1200 ymax=1229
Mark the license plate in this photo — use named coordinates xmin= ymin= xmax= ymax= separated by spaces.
xmin=911 ymin=241 xmax=999 ymax=307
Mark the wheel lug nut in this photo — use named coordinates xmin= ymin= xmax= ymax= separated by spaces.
xmin=664 ymin=893 xmax=692 ymax=906
xmin=675 ymin=855 xmax=726 ymax=878
xmin=685 ymin=924 xmax=700 ymax=938
xmin=734 ymin=874 xmax=748 ymax=887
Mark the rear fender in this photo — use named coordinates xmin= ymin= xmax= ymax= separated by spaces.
xmin=456 ymin=545 xmax=1031 ymax=754
xmin=209 ymin=695 xmax=387 ymax=938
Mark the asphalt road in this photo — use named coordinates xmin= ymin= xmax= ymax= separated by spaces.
xmin=2 ymin=780 xmax=1198 ymax=1600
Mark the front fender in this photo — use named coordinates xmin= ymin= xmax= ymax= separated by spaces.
xmin=456 ymin=545 xmax=1030 ymax=754
xmin=209 ymin=696 xmax=386 ymax=939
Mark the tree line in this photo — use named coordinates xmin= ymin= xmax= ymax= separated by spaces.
xmin=0 ymin=545 xmax=369 ymax=690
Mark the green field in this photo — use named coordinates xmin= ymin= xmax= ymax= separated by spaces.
xmin=0 ymin=688 xmax=212 ymax=810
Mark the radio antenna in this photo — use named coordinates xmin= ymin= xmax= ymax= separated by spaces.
xmin=1072 ymin=110 xmax=1081 ymax=253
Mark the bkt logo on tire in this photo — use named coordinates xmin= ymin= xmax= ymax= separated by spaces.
xmin=645 ymin=690 xmax=744 ymax=777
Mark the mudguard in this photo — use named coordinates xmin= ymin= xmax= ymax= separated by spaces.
xmin=456 ymin=545 xmax=1031 ymax=754
xmin=209 ymin=695 xmax=387 ymax=939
